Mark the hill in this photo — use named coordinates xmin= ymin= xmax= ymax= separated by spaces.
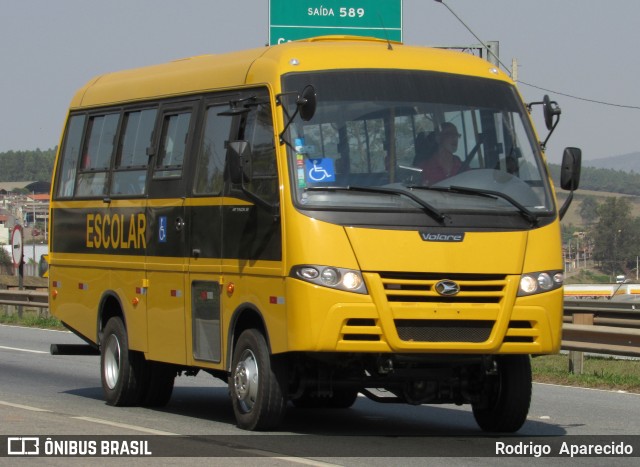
xmin=583 ymin=152 xmax=640 ymax=172
xmin=549 ymin=163 xmax=640 ymax=197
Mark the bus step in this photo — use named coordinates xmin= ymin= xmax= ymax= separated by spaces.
xmin=50 ymin=344 xmax=100 ymax=356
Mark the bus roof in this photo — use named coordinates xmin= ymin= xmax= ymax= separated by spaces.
xmin=71 ymin=36 xmax=513 ymax=109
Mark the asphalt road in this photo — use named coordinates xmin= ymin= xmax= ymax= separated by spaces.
xmin=1 ymin=324 xmax=638 ymax=466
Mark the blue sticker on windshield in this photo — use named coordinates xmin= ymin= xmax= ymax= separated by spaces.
xmin=305 ymin=158 xmax=335 ymax=183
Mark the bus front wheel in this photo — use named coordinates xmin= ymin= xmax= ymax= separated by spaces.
xmin=472 ymin=355 xmax=532 ymax=433
xmin=229 ymin=329 xmax=287 ymax=430
xmin=100 ymin=317 xmax=147 ymax=406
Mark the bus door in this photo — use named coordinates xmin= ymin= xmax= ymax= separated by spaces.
xmin=186 ymin=99 xmax=231 ymax=366
xmin=186 ymin=89 xmax=283 ymax=367
xmin=145 ymin=102 xmax=198 ymax=365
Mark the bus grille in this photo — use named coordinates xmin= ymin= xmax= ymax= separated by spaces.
xmin=379 ymin=272 xmax=507 ymax=304
xmin=395 ymin=319 xmax=493 ymax=342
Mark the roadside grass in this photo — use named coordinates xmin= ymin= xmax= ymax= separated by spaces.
xmin=0 ymin=309 xmax=65 ymax=330
xmin=532 ymin=353 xmax=640 ymax=394
xmin=2 ymin=310 xmax=639 ymax=394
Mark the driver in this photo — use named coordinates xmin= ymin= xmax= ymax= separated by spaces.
xmin=417 ymin=122 xmax=463 ymax=185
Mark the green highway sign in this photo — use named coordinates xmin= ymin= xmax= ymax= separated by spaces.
xmin=269 ymin=0 xmax=402 ymax=45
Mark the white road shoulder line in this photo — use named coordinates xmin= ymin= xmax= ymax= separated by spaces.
xmin=71 ymin=416 xmax=179 ymax=436
xmin=0 ymin=400 xmax=52 ymax=412
xmin=0 ymin=345 xmax=48 ymax=354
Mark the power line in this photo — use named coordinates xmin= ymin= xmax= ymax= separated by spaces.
xmin=434 ymin=0 xmax=640 ymax=111
xmin=517 ymin=80 xmax=640 ymax=110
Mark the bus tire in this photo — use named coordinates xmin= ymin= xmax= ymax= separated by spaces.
xmin=229 ymin=329 xmax=287 ymax=431
xmin=100 ymin=317 xmax=147 ymax=406
xmin=472 ymin=355 xmax=531 ymax=433
xmin=141 ymin=362 xmax=175 ymax=407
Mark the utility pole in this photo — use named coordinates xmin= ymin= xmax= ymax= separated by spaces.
xmin=485 ymin=41 xmax=500 ymax=67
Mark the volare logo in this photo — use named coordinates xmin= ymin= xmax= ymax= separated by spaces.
xmin=419 ymin=231 xmax=465 ymax=242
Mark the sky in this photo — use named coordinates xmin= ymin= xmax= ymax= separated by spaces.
xmin=1 ymin=0 xmax=639 ymax=164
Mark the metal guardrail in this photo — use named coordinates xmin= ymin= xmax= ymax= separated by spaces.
xmin=0 ymin=289 xmax=49 ymax=309
xmin=563 ymin=299 xmax=640 ymax=359
xmin=1 ymin=290 xmax=638 ymax=359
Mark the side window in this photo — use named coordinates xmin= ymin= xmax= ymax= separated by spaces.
xmin=55 ymin=114 xmax=86 ymax=199
xmin=76 ymin=113 xmax=119 ymax=197
xmin=243 ymin=100 xmax=277 ymax=204
xmin=193 ymin=105 xmax=231 ymax=195
xmin=154 ymin=110 xmax=191 ymax=179
xmin=111 ymin=108 xmax=157 ymax=196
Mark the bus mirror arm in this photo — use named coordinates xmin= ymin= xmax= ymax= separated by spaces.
xmin=527 ymin=95 xmax=561 ymax=150
xmin=558 ymin=147 xmax=581 ymax=220
xmin=277 ymin=85 xmax=317 ymax=147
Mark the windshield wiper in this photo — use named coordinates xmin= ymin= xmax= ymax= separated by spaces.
xmin=419 ymin=185 xmax=539 ymax=226
xmin=305 ymin=185 xmax=447 ymax=224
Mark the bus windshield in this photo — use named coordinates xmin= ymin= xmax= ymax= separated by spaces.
xmin=283 ymin=70 xmax=554 ymax=222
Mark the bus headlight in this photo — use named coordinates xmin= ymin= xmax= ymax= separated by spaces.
xmin=518 ymin=270 xmax=563 ymax=296
xmin=291 ymin=265 xmax=368 ymax=294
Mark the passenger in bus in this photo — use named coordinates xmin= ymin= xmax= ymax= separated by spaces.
xmin=412 ymin=130 xmax=437 ymax=167
xmin=416 ymin=122 xmax=463 ymax=185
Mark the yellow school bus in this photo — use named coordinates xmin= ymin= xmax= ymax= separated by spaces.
xmin=49 ymin=36 xmax=581 ymax=432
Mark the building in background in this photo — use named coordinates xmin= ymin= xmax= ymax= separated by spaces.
xmin=0 ymin=181 xmax=50 ymax=276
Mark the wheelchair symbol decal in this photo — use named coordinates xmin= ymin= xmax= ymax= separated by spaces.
xmin=159 ymin=216 xmax=167 ymax=243
xmin=305 ymin=158 xmax=335 ymax=183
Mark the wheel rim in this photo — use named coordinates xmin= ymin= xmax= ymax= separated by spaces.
xmin=233 ymin=349 xmax=259 ymax=413
xmin=103 ymin=334 xmax=121 ymax=390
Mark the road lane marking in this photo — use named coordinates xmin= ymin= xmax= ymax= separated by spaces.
xmin=0 ymin=400 xmax=52 ymax=412
xmin=0 ymin=324 xmax=69 ymax=333
xmin=534 ymin=381 xmax=640 ymax=395
xmin=264 ymin=455 xmax=342 ymax=466
xmin=72 ymin=416 xmax=179 ymax=435
xmin=0 ymin=345 xmax=48 ymax=354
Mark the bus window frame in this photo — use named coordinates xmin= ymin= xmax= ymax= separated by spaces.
xmin=109 ymin=105 xmax=159 ymax=198
xmin=152 ymin=103 xmax=198 ymax=181
xmin=75 ymin=111 xmax=121 ymax=199
xmin=54 ymin=113 xmax=87 ymax=200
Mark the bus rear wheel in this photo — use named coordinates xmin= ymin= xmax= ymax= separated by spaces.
xmin=100 ymin=317 xmax=147 ymax=406
xmin=229 ymin=329 xmax=287 ymax=431
xmin=472 ymin=355 xmax=532 ymax=433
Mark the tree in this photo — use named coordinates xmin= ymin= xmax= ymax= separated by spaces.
xmin=0 ymin=148 xmax=56 ymax=182
xmin=0 ymin=247 xmax=12 ymax=275
xmin=590 ymin=197 xmax=640 ymax=277
xmin=578 ymin=195 xmax=599 ymax=225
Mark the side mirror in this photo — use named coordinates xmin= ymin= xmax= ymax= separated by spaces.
xmin=278 ymin=85 xmax=317 ymax=145
xmin=558 ymin=147 xmax=582 ymax=220
xmin=298 ymin=85 xmax=317 ymax=121
xmin=527 ymin=95 xmax=561 ymax=149
xmin=560 ymin=147 xmax=581 ymax=191
xmin=543 ymin=95 xmax=561 ymax=131
xmin=226 ymin=140 xmax=252 ymax=184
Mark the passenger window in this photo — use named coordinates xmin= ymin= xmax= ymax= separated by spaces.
xmin=111 ymin=108 xmax=157 ymax=196
xmin=154 ymin=111 xmax=191 ymax=179
xmin=81 ymin=114 xmax=118 ymax=170
xmin=76 ymin=113 xmax=119 ymax=197
xmin=193 ymin=105 xmax=231 ymax=195
xmin=56 ymin=114 xmax=86 ymax=198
